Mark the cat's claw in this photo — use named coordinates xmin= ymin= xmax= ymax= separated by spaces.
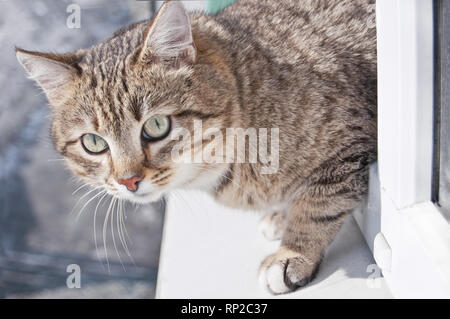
xmin=258 ymin=247 xmax=319 ymax=295
xmin=258 ymin=212 xmax=285 ymax=241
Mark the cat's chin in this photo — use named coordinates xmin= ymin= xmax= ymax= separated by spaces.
xmin=121 ymin=191 xmax=165 ymax=205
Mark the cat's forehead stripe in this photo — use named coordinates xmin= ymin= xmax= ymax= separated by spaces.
xmin=82 ymin=22 xmax=147 ymax=68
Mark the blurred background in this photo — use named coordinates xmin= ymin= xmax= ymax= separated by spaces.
xmin=0 ymin=0 xmax=173 ymax=299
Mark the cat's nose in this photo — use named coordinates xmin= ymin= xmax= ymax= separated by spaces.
xmin=118 ymin=175 xmax=143 ymax=192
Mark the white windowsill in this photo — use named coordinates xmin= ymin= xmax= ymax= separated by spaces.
xmin=156 ymin=190 xmax=392 ymax=299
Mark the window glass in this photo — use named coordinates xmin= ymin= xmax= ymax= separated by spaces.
xmin=434 ymin=0 xmax=450 ymax=222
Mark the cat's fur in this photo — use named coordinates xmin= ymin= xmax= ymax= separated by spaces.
xmin=16 ymin=0 xmax=377 ymax=294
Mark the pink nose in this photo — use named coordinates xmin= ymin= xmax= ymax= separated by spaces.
xmin=118 ymin=175 xmax=142 ymax=192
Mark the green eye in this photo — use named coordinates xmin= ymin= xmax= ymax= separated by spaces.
xmin=142 ymin=115 xmax=171 ymax=141
xmin=81 ymin=134 xmax=109 ymax=154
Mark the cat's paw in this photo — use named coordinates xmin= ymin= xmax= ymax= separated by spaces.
xmin=258 ymin=212 xmax=285 ymax=241
xmin=258 ymin=247 xmax=319 ymax=295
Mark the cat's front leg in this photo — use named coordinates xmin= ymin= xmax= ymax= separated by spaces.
xmin=258 ymin=200 xmax=349 ymax=295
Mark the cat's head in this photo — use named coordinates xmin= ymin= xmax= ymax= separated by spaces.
xmin=16 ymin=1 xmax=236 ymax=204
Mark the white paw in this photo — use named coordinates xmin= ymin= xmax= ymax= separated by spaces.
xmin=258 ymin=212 xmax=285 ymax=241
xmin=258 ymin=247 xmax=318 ymax=295
xmin=258 ymin=260 xmax=292 ymax=295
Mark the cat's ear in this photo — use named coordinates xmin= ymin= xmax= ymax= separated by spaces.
xmin=140 ymin=1 xmax=196 ymax=66
xmin=16 ymin=48 xmax=81 ymax=106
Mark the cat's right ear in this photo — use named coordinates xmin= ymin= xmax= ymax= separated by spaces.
xmin=140 ymin=1 xmax=196 ymax=67
xmin=15 ymin=48 xmax=81 ymax=107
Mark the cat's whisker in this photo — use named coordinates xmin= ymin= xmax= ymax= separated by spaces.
xmin=119 ymin=200 xmax=135 ymax=265
xmin=103 ymin=196 xmax=116 ymax=274
xmin=93 ymin=192 xmax=108 ymax=263
xmin=70 ymin=176 xmax=85 ymax=185
xmin=117 ymin=199 xmax=134 ymax=265
xmin=117 ymin=199 xmax=127 ymax=256
xmin=75 ymin=189 xmax=106 ymax=223
xmin=110 ymin=197 xmax=126 ymax=271
xmin=72 ymin=183 xmax=89 ymax=196
xmin=69 ymin=185 xmax=103 ymax=215
xmin=117 ymin=198 xmax=135 ymax=264
xmin=122 ymin=201 xmax=134 ymax=256
xmin=117 ymin=200 xmax=127 ymax=248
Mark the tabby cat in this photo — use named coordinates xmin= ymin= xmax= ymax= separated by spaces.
xmin=16 ymin=0 xmax=377 ymax=294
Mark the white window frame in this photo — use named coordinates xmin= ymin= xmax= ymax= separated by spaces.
xmin=355 ymin=0 xmax=450 ymax=298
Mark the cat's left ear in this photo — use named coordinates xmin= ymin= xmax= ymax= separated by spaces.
xmin=16 ymin=48 xmax=82 ymax=106
xmin=140 ymin=1 xmax=196 ymax=66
